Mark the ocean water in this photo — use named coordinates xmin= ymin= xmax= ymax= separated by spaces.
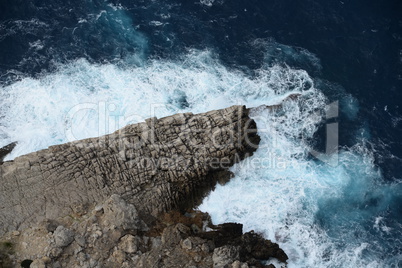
xmin=0 ymin=0 xmax=401 ymax=267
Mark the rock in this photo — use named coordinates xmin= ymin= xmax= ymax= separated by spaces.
xmin=231 ymin=261 xmax=249 ymax=268
xmin=11 ymin=230 xmax=20 ymax=236
xmin=232 ymin=260 xmax=241 ymax=268
xmin=30 ymin=259 xmax=46 ymax=268
xmin=2 ymin=202 xmax=288 ymax=268
xmin=41 ymin=256 xmax=51 ymax=264
xmin=193 ymin=254 xmax=202 ymax=262
xmin=54 ymin=226 xmax=74 ymax=248
xmin=0 ymin=142 xmax=16 ymax=163
xmin=42 ymin=219 xmax=59 ymax=233
xmin=103 ymin=195 xmax=145 ymax=232
xmin=94 ymin=204 xmax=103 ymax=212
xmin=199 ymin=223 xmax=243 ymax=247
xmin=191 ymin=223 xmax=201 ymax=234
xmin=201 ymin=242 xmax=211 ymax=253
xmin=150 ymin=237 xmax=162 ymax=249
xmin=241 ymin=231 xmax=288 ymax=263
xmin=75 ymin=235 xmax=86 ymax=247
xmin=162 ymin=223 xmax=190 ymax=247
xmin=119 ymin=235 xmax=139 ymax=254
xmin=0 ymin=105 xmax=292 ymax=267
xmin=213 ymin=245 xmax=241 ymax=268
xmin=0 ymin=105 xmax=259 ymax=236
xmin=181 ymin=238 xmax=193 ymax=250
xmin=112 ymin=248 xmax=126 ymax=264
xmin=50 ymin=247 xmax=63 ymax=258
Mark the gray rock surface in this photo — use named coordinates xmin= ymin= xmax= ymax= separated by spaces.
xmin=53 ymin=226 xmax=74 ymax=248
xmin=0 ymin=142 xmax=16 ymax=163
xmin=213 ymin=245 xmax=241 ymax=268
xmin=0 ymin=105 xmax=259 ymax=235
xmin=0 ymin=195 xmax=287 ymax=268
xmin=0 ymin=104 xmax=294 ymax=267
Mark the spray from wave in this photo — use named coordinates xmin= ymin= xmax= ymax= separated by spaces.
xmin=0 ymin=50 xmax=400 ymax=267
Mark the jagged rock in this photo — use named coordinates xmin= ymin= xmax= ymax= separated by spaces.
xmin=42 ymin=219 xmax=59 ymax=233
xmin=2 ymin=197 xmax=287 ymax=268
xmin=240 ymin=232 xmax=288 ymax=263
xmin=161 ymin=223 xmax=190 ymax=247
xmin=0 ymin=104 xmax=295 ymax=267
xmin=232 ymin=260 xmax=241 ymax=268
xmin=118 ymin=235 xmax=139 ymax=254
xmin=74 ymin=235 xmax=86 ymax=247
xmin=0 ymin=105 xmax=259 ymax=236
xmin=213 ymin=245 xmax=241 ymax=268
xmin=11 ymin=231 xmax=20 ymax=236
xmin=0 ymin=142 xmax=16 ymax=163
xmin=30 ymin=259 xmax=46 ymax=268
xmin=53 ymin=226 xmax=74 ymax=248
xmin=103 ymin=195 xmax=148 ymax=232
xmin=232 ymin=261 xmax=250 ymax=268
xmin=181 ymin=237 xmax=193 ymax=250
xmin=0 ymin=241 xmax=13 ymax=268
xmin=202 ymin=242 xmax=212 ymax=253
xmin=110 ymin=248 xmax=126 ymax=264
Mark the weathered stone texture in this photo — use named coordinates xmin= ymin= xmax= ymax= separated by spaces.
xmin=1 ymin=195 xmax=287 ymax=268
xmin=0 ymin=105 xmax=259 ymax=235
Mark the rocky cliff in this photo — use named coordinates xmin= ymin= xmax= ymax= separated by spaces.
xmin=0 ymin=194 xmax=288 ymax=268
xmin=0 ymin=105 xmax=288 ymax=267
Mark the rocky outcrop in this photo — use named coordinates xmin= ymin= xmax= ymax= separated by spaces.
xmin=0 ymin=105 xmax=259 ymax=236
xmin=1 ymin=194 xmax=287 ymax=267
xmin=0 ymin=104 xmax=292 ymax=267
xmin=0 ymin=142 xmax=16 ymax=164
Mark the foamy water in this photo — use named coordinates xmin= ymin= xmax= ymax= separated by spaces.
xmin=0 ymin=50 xmax=399 ymax=267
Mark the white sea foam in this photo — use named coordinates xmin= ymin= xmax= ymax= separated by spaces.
xmin=0 ymin=50 xmax=313 ymax=158
xmin=199 ymin=0 xmax=215 ymax=7
xmin=199 ymin=140 xmax=383 ymax=267
xmin=0 ymin=50 xmax=390 ymax=267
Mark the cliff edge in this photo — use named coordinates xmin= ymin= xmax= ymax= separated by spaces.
xmin=0 ymin=105 xmax=288 ymax=267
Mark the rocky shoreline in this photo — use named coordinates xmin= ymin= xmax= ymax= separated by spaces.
xmin=0 ymin=105 xmax=288 ymax=267
xmin=1 ymin=194 xmax=287 ymax=268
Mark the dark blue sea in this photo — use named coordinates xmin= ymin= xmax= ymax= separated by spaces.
xmin=0 ymin=0 xmax=401 ymax=267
